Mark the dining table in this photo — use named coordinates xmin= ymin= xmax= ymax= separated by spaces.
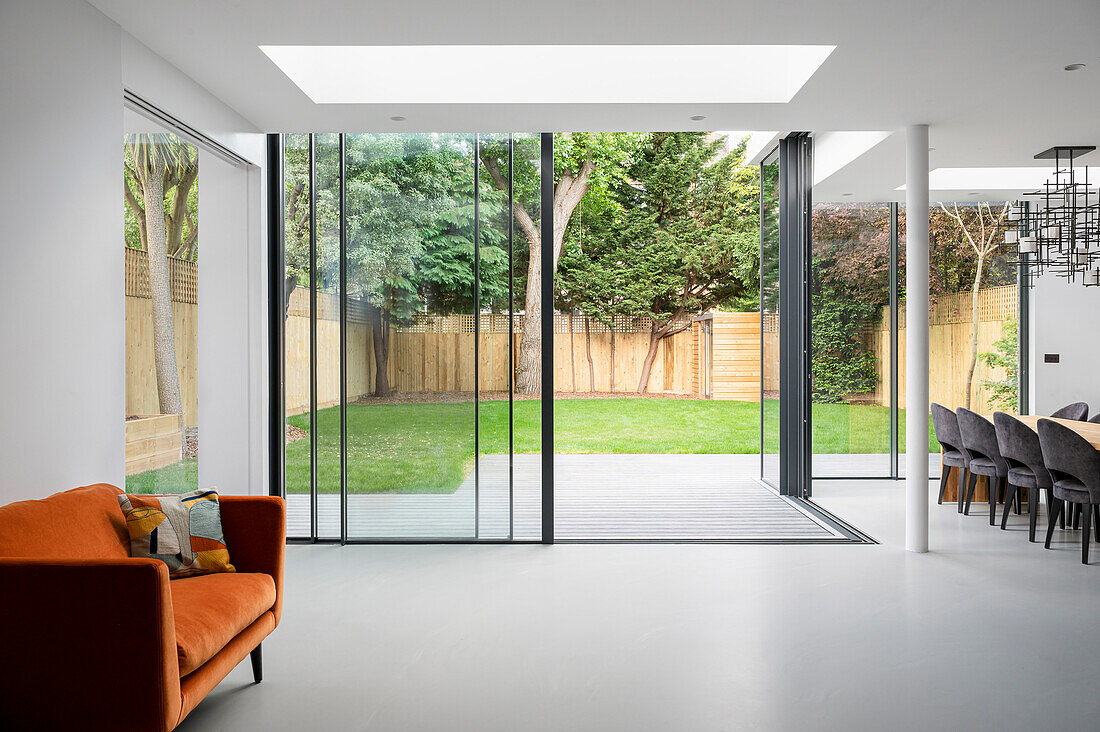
xmin=939 ymin=414 xmax=1100 ymax=503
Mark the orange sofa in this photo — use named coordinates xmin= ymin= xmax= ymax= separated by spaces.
xmin=0 ymin=483 xmax=285 ymax=731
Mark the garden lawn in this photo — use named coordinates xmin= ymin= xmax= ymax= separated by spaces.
xmin=279 ymin=398 xmax=937 ymax=495
xmin=130 ymin=399 xmax=938 ymax=495
xmin=126 ymin=457 xmax=198 ymax=494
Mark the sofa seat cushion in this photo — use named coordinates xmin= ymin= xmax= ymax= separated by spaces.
xmin=171 ymin=572 xmax=276 ymax=676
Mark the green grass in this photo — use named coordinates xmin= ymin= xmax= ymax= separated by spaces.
xmin=129 ymin=398 xmax=938 ymax=495
xmin=126 ymin=457 xmax=197 ymax=494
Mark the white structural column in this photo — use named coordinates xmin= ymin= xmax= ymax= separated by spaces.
xmin=905 ymin=124 xmax=930 ymax=553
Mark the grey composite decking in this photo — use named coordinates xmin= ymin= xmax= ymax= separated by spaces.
xmin=286 ymin=454 xmax=864 ymax=541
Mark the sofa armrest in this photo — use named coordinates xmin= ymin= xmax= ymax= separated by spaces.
xmin=0 ymin=558 xmax=181 ymax=732
xmin=218 ymin=495 xmax=286 ymax=623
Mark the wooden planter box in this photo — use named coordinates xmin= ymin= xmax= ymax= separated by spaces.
xmin=125 ymin=414 xmax=183 ymax=476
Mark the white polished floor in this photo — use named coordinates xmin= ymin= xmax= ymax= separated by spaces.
xmin=181 ymin=479 xmax=1100 ymax=731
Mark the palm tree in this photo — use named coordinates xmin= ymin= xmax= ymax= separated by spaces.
xmin=124 ymin=134 xmax=195 ymax=417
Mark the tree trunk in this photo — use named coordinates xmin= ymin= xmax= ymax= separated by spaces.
xmin=568 ymin=313 xmax=576 ymax=392
xmin=481 ymin=153 xmax=595 ymax=394
xmin=166 ymin=163 xmax=197 ymax=258
xmin=636 ymin=325 xmax=664 ymax=394
xmin=283 ymin=275 xmax=298 ymax=319
xmin=584 ymin=318 xmax=595 ymax=392
xmin=964 ymin=254 xmax=985 ymax=409
xmin=371 ymin=307 xmax=391 ymax=398
xmin=141 ymin=170 xmax=183 ymax=417
xmin=610 ymin=329 xmax=616 ymax=393
xmin=515 ymin=250 xmax=542 ymax=394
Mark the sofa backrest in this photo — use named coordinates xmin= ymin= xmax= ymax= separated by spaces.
xmin=0 ymin=483 xmax=130 ymax=559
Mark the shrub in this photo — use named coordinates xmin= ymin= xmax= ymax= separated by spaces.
xmin=810 ymin=286 xmax=880 ymax=403
xmin=979 ymin=319 xmax=1018 ymax=412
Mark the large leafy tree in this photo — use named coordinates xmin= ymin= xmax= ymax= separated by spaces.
xmin=570 ymin=132 xmax=759 ymax=393
xmin=481 ymin=133 xmax=642 ymax=393
xmin=343 ymin=134 xmax=464 ymax=397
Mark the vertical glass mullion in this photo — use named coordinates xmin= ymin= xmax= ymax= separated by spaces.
xmin=308 ymin=133 xmax=318 ymax=541
xmin=473 ymin=134 xmax=481 ymax=540
xmin=339 ymin=133 xmax=348 ymax=544
xmin=540 ymin=132 xmax=554 ymax=544
xmin=890 ymin=201 xmax=900 ymax=479
xmin=508 ymin=133 xmax=514 ymax=541
xmin=1018 ymin=201 xmax=1030 ymax=415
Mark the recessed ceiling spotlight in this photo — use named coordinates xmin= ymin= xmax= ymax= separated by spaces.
xmin=968 ymin=191 xmax=980 ymax=195
xmin=928 ymin=147 xmax=936 ymax=151
xmin=842 ymin=192 xmax=853 ymax=196
xmin=1064 ymin=63 xmax=1086 ymax=71
xmin=390 ymin=115 xmax=406 ymax=122
xmin=690 ymin=115 xmax=706 ymax=121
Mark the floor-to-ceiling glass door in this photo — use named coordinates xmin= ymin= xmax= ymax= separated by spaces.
xmin=278 ymin=132 xmax=541 ymax=541
xmin=275 ymin=130 xmax=855 ymax=542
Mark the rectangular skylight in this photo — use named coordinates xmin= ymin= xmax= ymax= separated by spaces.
xmin=896 ymin=167 xmax=1051 ymax=191
xmin=259 ymin=45 xmax=835 ymax=104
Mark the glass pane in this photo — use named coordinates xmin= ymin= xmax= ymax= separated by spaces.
xmin=343 ymin=133 xmax=476 ymax=539
xmin=476 ymin=134 xmax=515 ymax=538
xmin=283 ymin=133 xmax=311 ymax=537
xmin=810 ymin=202 xmax=892 ymax=477
xmin=314 ymin=132 xmax=342 ymax=538
xmin=509 ymin=133 xmax=542 ymax=541
xmin=124 ymin=129 xmax=199 ymax=493
xmin=759 ymin=148 xmax=781 ymax=487
xmin=898 ymin=202 xmax=1017 ymax=478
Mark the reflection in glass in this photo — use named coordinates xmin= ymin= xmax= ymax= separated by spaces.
xmin=279 ymin=132 xmax=539 ymax=540
xmin=341 ymin=133 xmax=477 ymax=538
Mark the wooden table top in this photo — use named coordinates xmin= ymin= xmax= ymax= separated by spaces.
xmin=1003 ymin=415 xmax=1100 ymax=451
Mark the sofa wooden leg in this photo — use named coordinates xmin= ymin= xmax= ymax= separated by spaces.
xmin=250 ymin=643 xmax=263 ymax=683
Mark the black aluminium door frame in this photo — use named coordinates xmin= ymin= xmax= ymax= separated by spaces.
xmin=776 ymin=133 xmax=813 ymax=499
xmin=540 ymin=132 xmax=555 ymax=544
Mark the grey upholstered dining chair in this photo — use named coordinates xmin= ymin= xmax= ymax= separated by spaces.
xmin=1089 ymin=414 xmax=1100 ymax=425
xmin=1037 ymin=419 xmax=1100 ymax=564
xmin=1050 ymin=402 xmax=1089 ymax=421
xmin=994 ymin=412 xmax=1054 ymax=541
xmin=931 ymin=403 xmax=971 ymax=511
xmin=957 ymin=408 xmax=1009 ymax=525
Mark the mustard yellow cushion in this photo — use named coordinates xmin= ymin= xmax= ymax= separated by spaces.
xmin=117 ymin=489 xmax=235 ymax=578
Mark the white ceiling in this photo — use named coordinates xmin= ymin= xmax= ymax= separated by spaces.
xmin=90 ymin=0 xmax=1100 ymax=200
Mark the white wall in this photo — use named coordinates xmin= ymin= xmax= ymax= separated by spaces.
xmin=198 ymin=153 xmax=267 ymax=495
xmin=0 ymin=1 xmax=124 ymax=502
xmin=1030 ymin=274 xmax=1100 ymax=417
xmin=0 ymin=1 xmax=268 ymax=504
xmin=121 ymin=32 xmax=263 ymax=165
xmin=123 ymin=32 xmax=269 ymax=497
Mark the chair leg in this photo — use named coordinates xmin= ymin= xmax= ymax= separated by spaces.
xmin=937 ymin=470 xmax=949 ymax=505
xmin=250 ymin=643 xmax=263 ymax=683
xmin=965 ymin=472 xmax=977 ymax=515
xmin=1093 ymin=505 xmax=1100 ymax=543
xmin=1073 ymin=504 xmax=1081 ymax=530
xmin=1001 ymin=483 xmax=1016 ymax=530
xmin=989 ymin=476 xmax=1000 ymax=526
xmin=958 ymin=469 xmax=967 ymax=513
xmin=1081 ymin=504 xmax=1091 ymax=565
xmin=1028 ymin=486 xmax=1039 ymax=543
xmin=1045 ymin=500 xmax=1062 ymax=549
xmin=1015 ymin=488 xmax=1022 ymax=514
